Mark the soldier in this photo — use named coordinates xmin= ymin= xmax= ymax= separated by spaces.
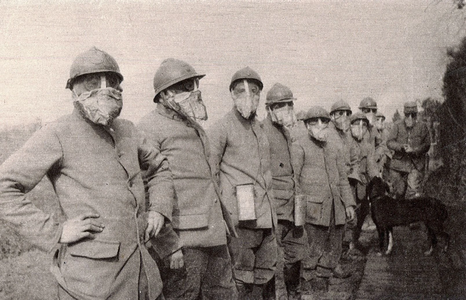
xmin=359 ymin=97 xmax=388 ymax=175
xmin=329 ymin=100 xmax=359 ymax=181
xmin=292 ymin=106 xmax=355 ymax=293
xmin=347 ymin=112 xmax=379 ymax=250
xmin=208 ymin=67 xmax=277 ymax=299
xmin=375 ymin=111 xmax=392 ymax=178
xmin=262 ymin=83 xmax=307 ymax=299
xmin=328 ymin=100 xmax=363 ymax=260
xmin=0 ymin=47 xmax=173 ymax=300
xmin=387 ymin=101 xmax=431 ymax=199
xmin=138 ymin=58 xmax=237 ymax=299
xmin=358 ymin=97 xmax=379 ymax=145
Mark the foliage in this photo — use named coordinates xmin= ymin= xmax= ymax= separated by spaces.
xmin=441 ymin=36 xmax=466 ymax=201
xmin=392 ymin=109 xmax=402 ymax=123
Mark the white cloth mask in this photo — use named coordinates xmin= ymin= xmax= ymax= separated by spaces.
xmin=231 ymin=80 xmax=260 ymax=119
xmin=73 ymin=76 xmax=123 ymax=127
xmin=365 ymin=112 xmax=376 ymax=126
xmin=333 ymin=114 xmax=350 ymax=132
xmin=404 ymin=115 xmax=416 ymax=128
xmin=351 ymin=122 xmax=367 ymax=141
xmin=269 ymin=104 xmax=296 ymax=128
xmin=165 ymin=89 xmax=207 ymax=122
xmin=306 ymin=118 xmax=328 ymax=142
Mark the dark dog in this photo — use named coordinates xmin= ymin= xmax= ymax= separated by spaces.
xmin=367 ymin=177 xmax=449 ymax=256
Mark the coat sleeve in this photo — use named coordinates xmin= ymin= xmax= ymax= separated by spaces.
xmin=149 ymin=222 xmax=182 ymax=259
xmin=387 ymin=123 xmax=404 ymax=152
xmin=206 ymin=120 xmax=228 ymax=184
xmin=366 ymin=143 xmax=380 ymax=179
xmin=412 ymin=123 xmax=431 ymax=156
xmin=291 ymin=141 xmax=305 ymax=195
xmin=138 ymin=132 xmax=175 ymax=222
xmin=0 ymin=126 xmax=63 ymax=252
xmin=347 ymin=139 xmax=362 ymax=183
xmin=336 ymin=145 xmax=356 ymax=208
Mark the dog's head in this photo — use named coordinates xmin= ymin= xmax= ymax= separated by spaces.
xmin=367 ymin=176 xmax=390 ymax=200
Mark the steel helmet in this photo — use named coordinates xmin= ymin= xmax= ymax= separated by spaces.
xmin=153 ymin=58 xmax=205 ymax=102
xmin=376 ymin=111 xmax=386 ymax=120
xmin=403 ymin=101 xmax=418 ymax=114
xmin=302 ymin=106 xmax=330 ymax=122
xmin=229 ymin=66 xmax=263 ymax=91
xmin=66 ymin=47 xmax=123 ymax=89
xmin=296 ymin=110 xmax=307 ymax=121
xmin=349 ymin=112 xmax=369 ymax=125
xmin=265 ymin=83 xmax=296 ymax=106
xmin=358 ymin=97 xmax=377 ymax=109
xmin=330 ymin=100 xmax=352 ymax=115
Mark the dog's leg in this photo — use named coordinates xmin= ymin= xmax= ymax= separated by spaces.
xmin=424 ymin=225 xmax=436 ymax=256
xmin=442 ymin=232 xmax=450 ymax=253
xmin=424 ymin=245 xmax=434 ymax=256
xmin=376 ymin=227 xmax=384 ymax=256
xmin=385 ymin=228 xmax=393 ymax=255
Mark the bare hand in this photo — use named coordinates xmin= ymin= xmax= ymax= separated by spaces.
xmin=145 ymin=211 xmax=165 ymax=241
xmin=346 ymin=206 xmax=355 ymax=221
xmin=403 ymin=144 xmax=413 ymax=153
xmin=60 ymin=213 xmax=104 ymax=244
xmin=169 ymin=249 xmax=184 ymax=269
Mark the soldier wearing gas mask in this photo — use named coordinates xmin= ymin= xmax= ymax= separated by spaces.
xmin=262 ymin=83 xmax=307 ymax=299
xmin=0 ymin=47 xmax=174 ymax=300
xmin=347 ymin=113 xmax=378 ymax=251
xmin=328 ymin=101 xmax=365 ymax=264
xmin=387 ymin=101 xmax=430 ymax=199
xmin=291 ymin=106 xmax=355 ymax=294
xmin=208 ymin=67 xmax=277 ymax=299
xmin=358 ymin=97 xmax=389 ymax=175
xmin=138 ymin=58 xmax=237 ymax=300
xmin=329 ymin=100 xmax=360 ymax=181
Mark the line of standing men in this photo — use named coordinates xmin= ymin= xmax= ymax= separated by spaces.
xmin=0 ymin=47 xmax=430 ymax=300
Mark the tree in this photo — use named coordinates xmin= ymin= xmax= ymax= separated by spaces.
xmin=392 ymin=109 xmax=402 ymax=123
xmin=442 ymin=36 xmax=466 ymax=201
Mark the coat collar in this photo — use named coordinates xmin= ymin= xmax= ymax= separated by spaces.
xmin=156 ymin=103 xmax=185 ymax=121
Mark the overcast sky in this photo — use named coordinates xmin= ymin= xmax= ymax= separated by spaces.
xmin=0 ymin=0 xmax=465 ymax=127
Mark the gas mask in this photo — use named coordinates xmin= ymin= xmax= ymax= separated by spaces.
xmin=162 ymin=81 xmax=207 ymax=122
xmin=306 ymin=118 xmax=329 ymax=142
xmin=362 ymin=108 xmax=377 ymax=126
xmin=73 ymin=75 xmax=123 ymax=126
xmin=350 ymin=120 xmax=368 ymax=142
xmin=365 ymin=112 xmax=376 ymax=126
xmin=331 ymin=111 xmax=351 ymax=132
xmin=404 ymin=113 xmax=416 ymax=128
xmin=231 ymin=80 xmax=260 ymax=119
xmin=375 ymin=117 xmax=385 ymax=131
xmin=268 ymin=103 xmax=296 ymax=128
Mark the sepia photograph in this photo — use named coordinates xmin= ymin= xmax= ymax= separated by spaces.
xmin=0 ymin=0 xmax=465 ymax=299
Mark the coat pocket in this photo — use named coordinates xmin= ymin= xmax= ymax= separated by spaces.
xmin=62 ymin=240 xmax=121 ymax=299
xmin=307 ymin=194 xmax=325 ymax=204
xmin=174 ymin=213 xmax=209 ymax=230
xmin=68 ymin=239 xmax=120 ymax=259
